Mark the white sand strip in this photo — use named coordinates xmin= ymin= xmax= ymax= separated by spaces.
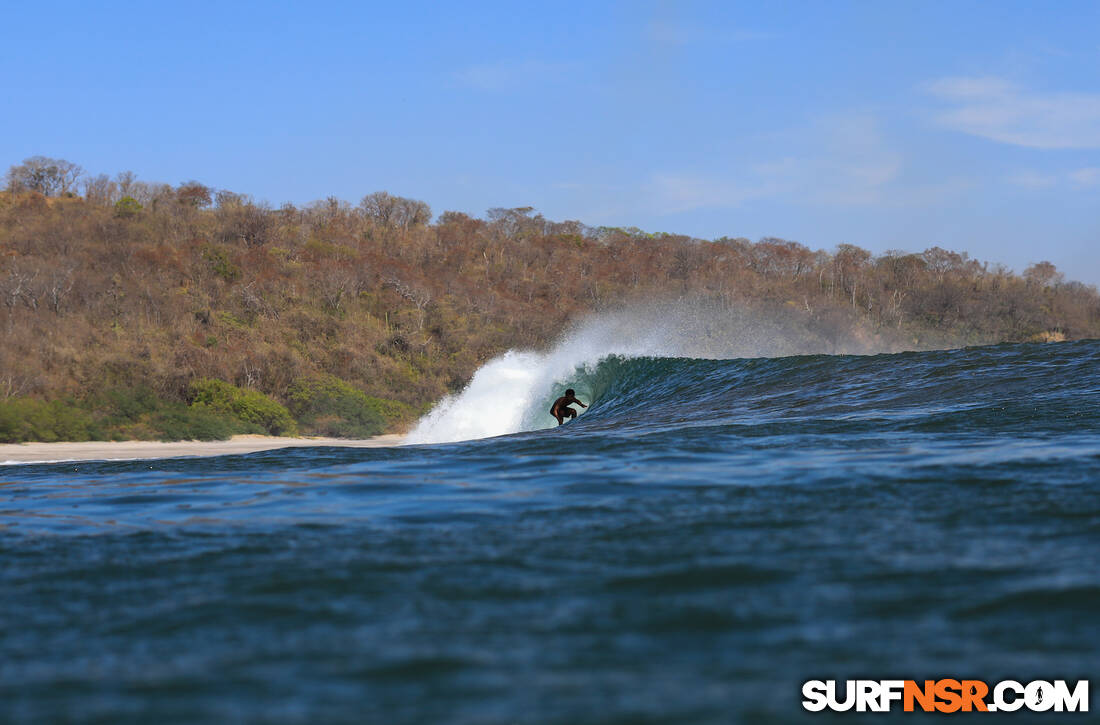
xmin=0 ymin=434 xmax=405 ymax=464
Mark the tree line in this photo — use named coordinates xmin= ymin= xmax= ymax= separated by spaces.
xmin=1 ymin=156 xmax=1097 ymax=441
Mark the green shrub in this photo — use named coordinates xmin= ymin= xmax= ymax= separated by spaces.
xmin=188 ymin=379 xmax=297 ymax=436
xmin=147 ymin=403 xmax=245 ymax=441
xmin=79 ymin=386 xmax=256 ymax=441
xmin=201 ymin=245 xmax=241 ymax=282
xmin=216 ymin=310 xmax=249 ymax=330
xmin=0 ymin=384 xmax=298 ymax=442
xmin=90 ymin=386 xmax=163 ymax=424
xmin=286 ymin=374 xmax=409 ymax=438
xmin=0 ymin=398 xmax=97 ymax=443
xmin=114 ymin=196 xmax=143 ymax=218
xmin=304 ymin=237 xmax=356 ymax=260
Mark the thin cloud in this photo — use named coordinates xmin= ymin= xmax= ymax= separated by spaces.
xmin=1009 ymin=167 xmax=1100 ymax=188
xmin=646 ymin=19 xmax=775 ymax=48
xmin=927 ymin=76 xmax=1100 ymax=149
xmin=647 ymin=173 xmax=768 ymax=213
xmin=451 ymin=59 xmax=576 ymax=92
xmin=1007 ymin=171 xmax=1059 ymax=189
xmin=647 ymin=114 xmax=904 ymax=213
xmin=647 ymin=20 xmax=695 ymax=48
xmin=1069 ymin=167 xmax=1100 ymax=185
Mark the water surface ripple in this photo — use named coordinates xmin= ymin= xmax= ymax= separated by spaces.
xmin=2 ymin=340 xmax=1099 ymax=723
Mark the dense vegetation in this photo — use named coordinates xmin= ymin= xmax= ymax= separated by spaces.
xmin=2 ymin=156 xmax=1098 ymax=442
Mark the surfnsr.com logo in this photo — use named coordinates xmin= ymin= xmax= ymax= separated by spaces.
xmin=802 ymin=679 xmax=1089 ymax=713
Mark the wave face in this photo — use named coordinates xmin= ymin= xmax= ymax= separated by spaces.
xmin=3 ymin=334 xmax=1100 ymax=723
xmin=406 ymin=305 xmax=906 ymax=444
xmin=405 ymin=311 xmax=690 ymax=443
xmin=408 ymin=308 xmax=1099 ymax=445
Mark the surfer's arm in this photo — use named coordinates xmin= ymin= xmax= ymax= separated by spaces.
xmin=575 ymin=398 xmax=587 ymax=408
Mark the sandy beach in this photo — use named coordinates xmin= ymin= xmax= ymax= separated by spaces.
xmin=0 ymin=434 xmax=405 ymax=464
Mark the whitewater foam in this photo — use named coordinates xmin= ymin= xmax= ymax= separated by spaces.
xmin=406 ymin=300 xmax=928 ymax=445
xmin=405 ymin=311 xmax=685 ymax=445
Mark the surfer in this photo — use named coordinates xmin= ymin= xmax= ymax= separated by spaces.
xmin=550 ymin=389 xmax=587 ymax=425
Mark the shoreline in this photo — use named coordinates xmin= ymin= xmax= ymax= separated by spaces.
xmin=0 ymin=434 xmax=406 ymax=465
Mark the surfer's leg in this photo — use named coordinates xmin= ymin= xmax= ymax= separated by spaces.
xmin=565 ymin=407 xmax=577 ymax=420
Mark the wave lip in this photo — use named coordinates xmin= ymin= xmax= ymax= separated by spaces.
xmin=405 ymin=350 xmax=549 ymax=444
xmin=406 ymin=311 xmax=690 ymax=445
xmin=407 ymin=309 xmax=1100 ymax=446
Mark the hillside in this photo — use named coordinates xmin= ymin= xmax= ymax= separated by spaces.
xmin=2 ymin=158 xmax=1098 ymax=442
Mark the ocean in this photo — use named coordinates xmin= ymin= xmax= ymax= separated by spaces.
xmin=2 ymin=329 xmax=1099 ymax=723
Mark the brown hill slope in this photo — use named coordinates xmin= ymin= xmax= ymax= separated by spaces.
xmin=1 ymin=168 xmax=1097 ymax=441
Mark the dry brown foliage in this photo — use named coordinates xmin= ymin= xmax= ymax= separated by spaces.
xmin=2 ymin=174 xmax=1097 ymax=423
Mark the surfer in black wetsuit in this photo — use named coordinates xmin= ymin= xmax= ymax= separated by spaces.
xmin=550 ymin=389 xmax=587 ymax=425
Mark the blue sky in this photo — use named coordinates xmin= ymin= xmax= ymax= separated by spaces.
xmin=3 ymin=1 xmax=1098 ymax=283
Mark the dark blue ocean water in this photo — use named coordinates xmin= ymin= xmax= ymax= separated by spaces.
xmin=2 ymin=340 xmax=1099 ymax=723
